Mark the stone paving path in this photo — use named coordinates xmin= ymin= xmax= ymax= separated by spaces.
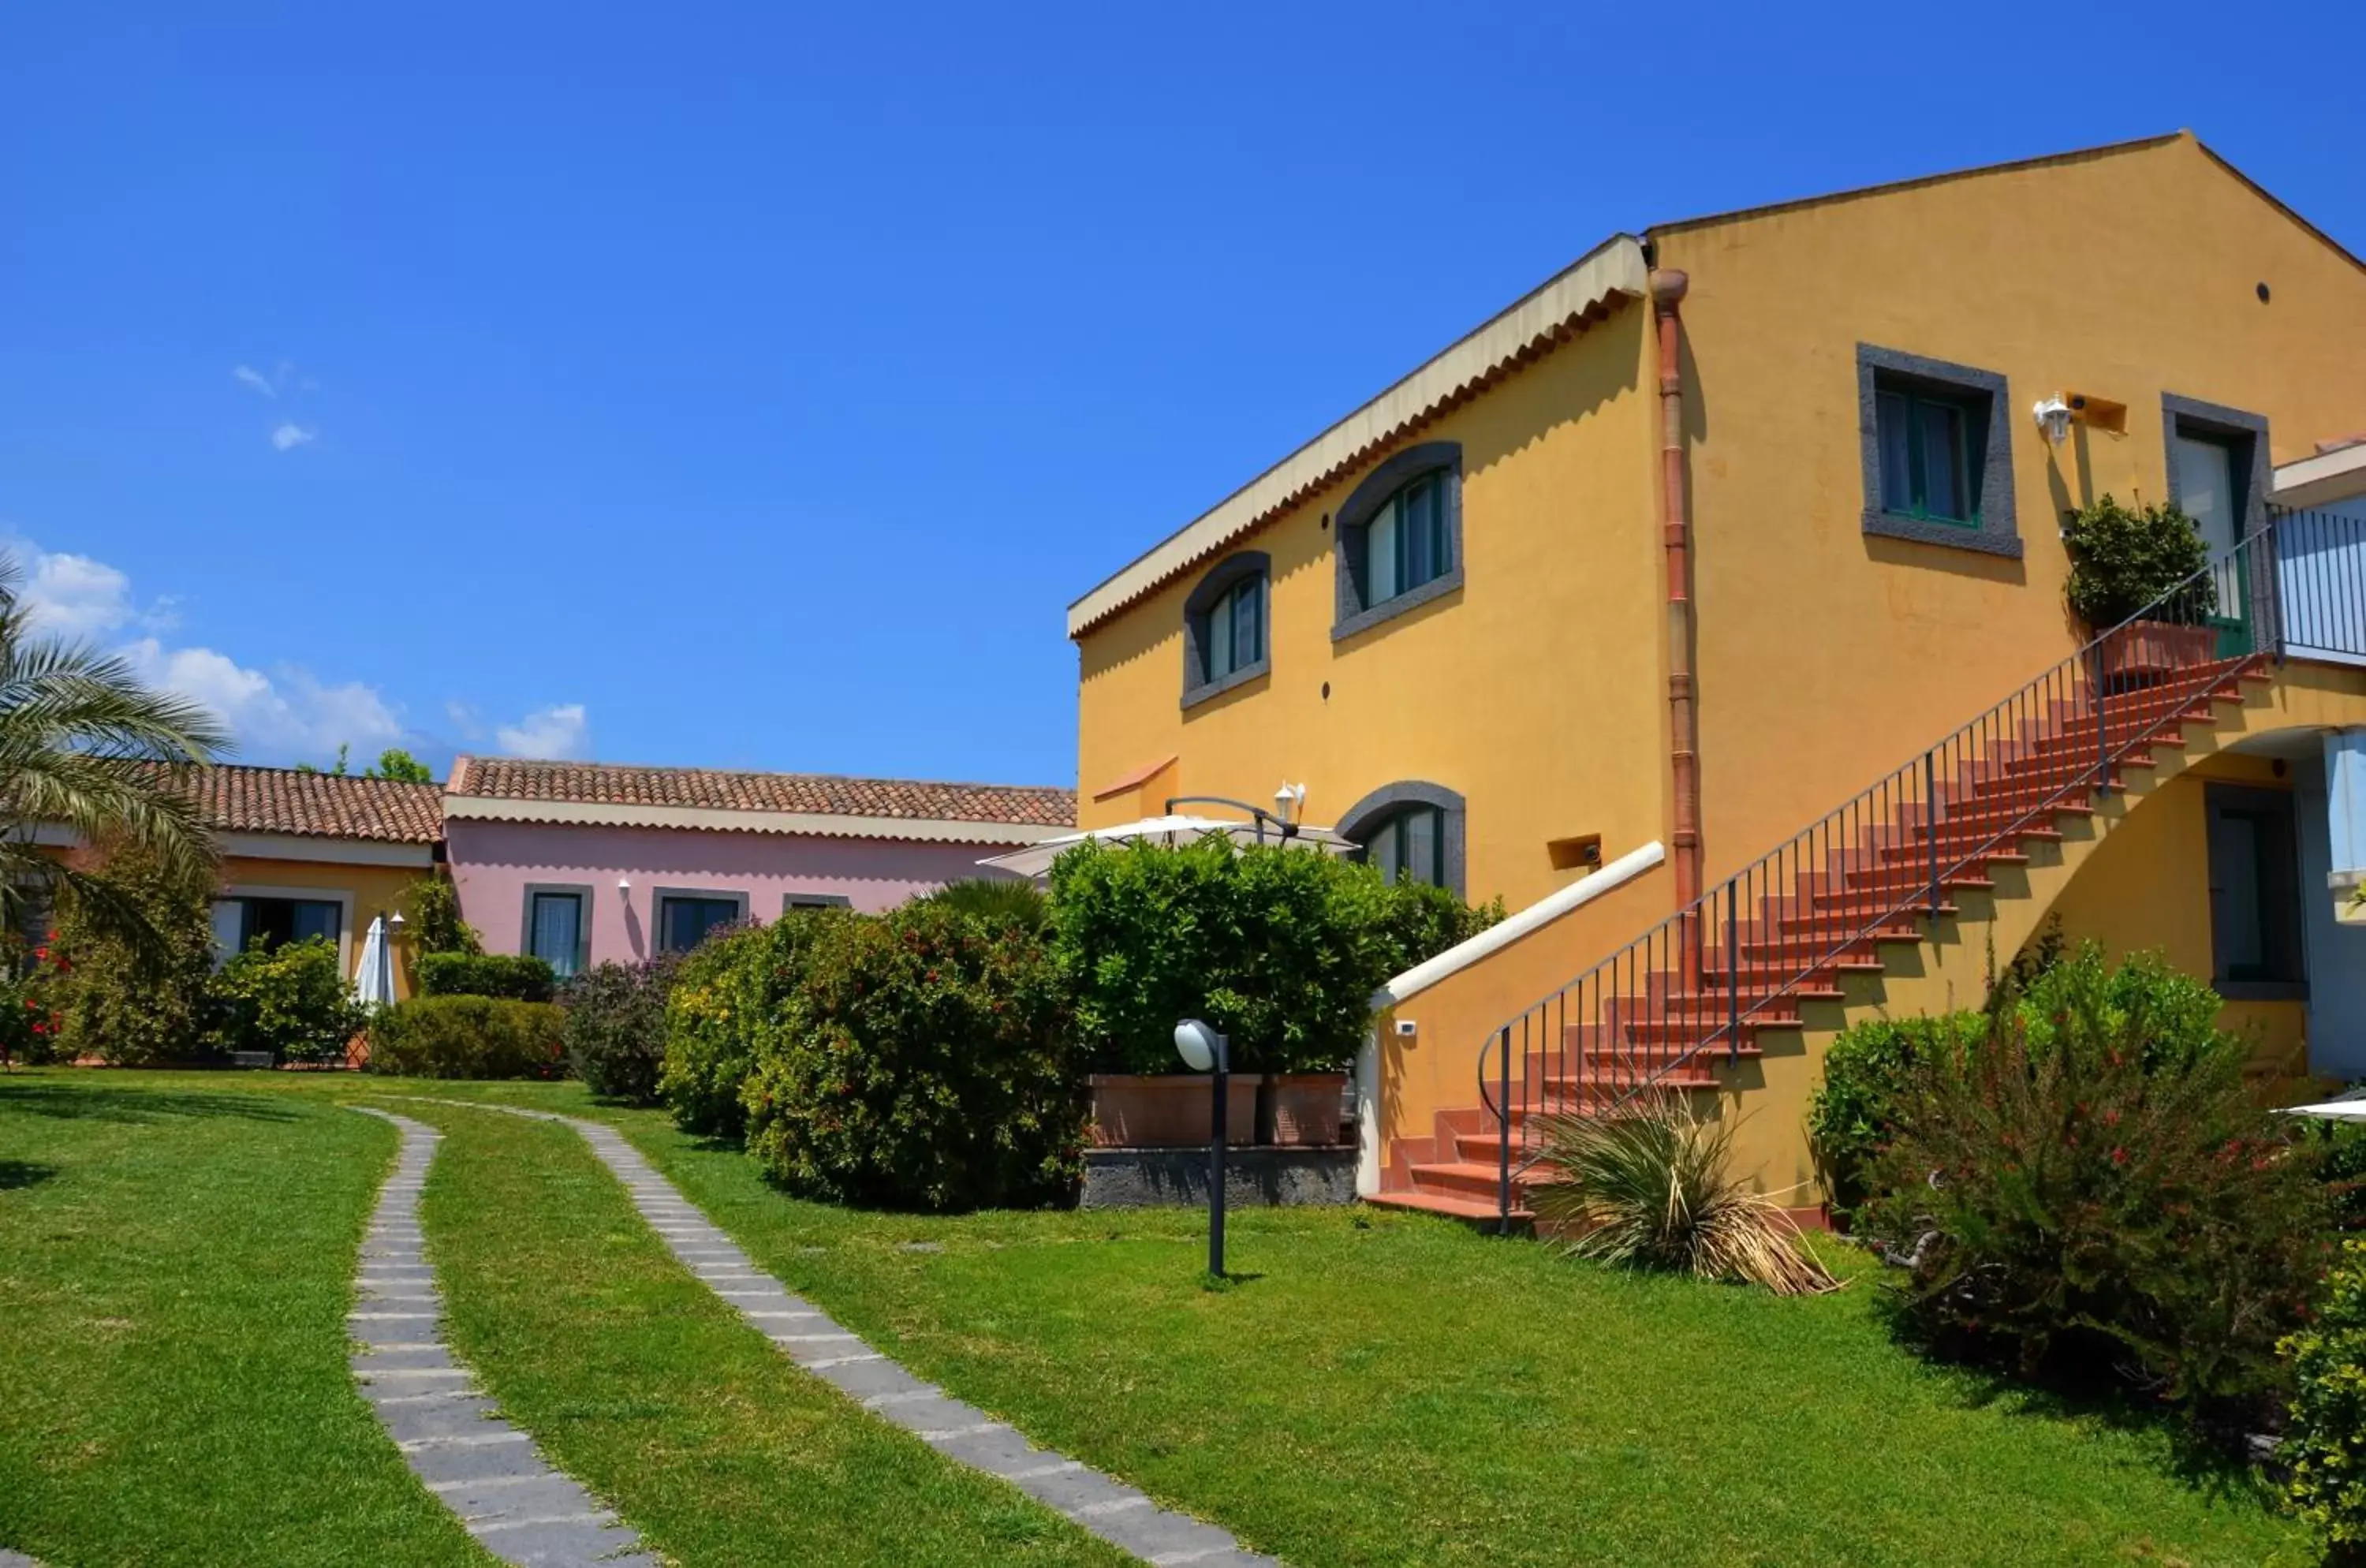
xmin=448 ymin=1101 xmax=1278 ymax=1568
xmin=348 ymin=1109 xmax=659 ymax=1568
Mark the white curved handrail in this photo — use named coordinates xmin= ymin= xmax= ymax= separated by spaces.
xmin=1373 ymin=840 xmax=1666 ymax=1007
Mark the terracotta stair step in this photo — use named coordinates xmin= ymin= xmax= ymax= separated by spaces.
xmin=1406 ymin=1159 xmax=1563 ymax=1202
xmin=1365 ymin=1187 xmax=1532 ymax=1224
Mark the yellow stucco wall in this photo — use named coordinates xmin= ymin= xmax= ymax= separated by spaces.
xmin=216 ymin=855 xmax=428 ymax=1001
xmin=1657 ymin=133 xmax=2366 ymax=883
xmin=1073 ymin=304 xmax=1668 ymax=917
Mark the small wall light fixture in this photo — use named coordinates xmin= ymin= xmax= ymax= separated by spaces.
xmin=2032 ymin=397 xmax=2074 ymax=445
xmin=616 ymin=877 xmax=632 ymax=894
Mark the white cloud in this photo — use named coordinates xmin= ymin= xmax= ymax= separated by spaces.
xmin=496 ymin=703 xmax=589 ymax=760
xmin=6 ymin=536 xmax=407 ymax=764
xmin=19 ymin=550 xmax=136 ymax=638
xmin=269 ymin=422 xmax=317 ymax=453
xmin=232 ymin=364 xmax=278 ymax=398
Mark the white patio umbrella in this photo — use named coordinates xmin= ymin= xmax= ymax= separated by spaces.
xmin=2279 ymin=1085 xmax=2366 ymax=1122
xmin=978 ymin=813 xmax=1358 ymax=881
xmin=353 ymin=915 xmax=396 ymax=1008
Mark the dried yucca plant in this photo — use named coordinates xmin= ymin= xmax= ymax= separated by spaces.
xmin=1528 ymin=1094 xmax=1838 ymax=1297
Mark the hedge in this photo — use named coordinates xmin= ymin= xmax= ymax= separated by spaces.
xmin=742 ymin=901 xmax=1085 ymax=1211
xmin=417 ymin=951 xmax=558 ymax=1003
xmin=367 ymin=995 xmax=568 ymax=1079
xmin=1049 ymin=837 xmax=1498 ymax=1075
xmin=562 ymin=954 xmax=681 ymax=1104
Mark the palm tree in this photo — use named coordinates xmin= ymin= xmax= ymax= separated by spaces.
xmin=0 ymin=554 xmax=230 ymax=945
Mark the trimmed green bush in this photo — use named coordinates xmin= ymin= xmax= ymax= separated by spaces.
xmin=659 ymin=913 xmax=838 ymax=1139
xmin=366 ymin=995 xmax=567 ymax=1079
xmin=1860 ymin=988 xmax=2330 ymax=1417
xmin=1808 ymin=1014 xmax=1986 ymax=1225
xmin=1049 ymin=838 xmax=1498 ymax=1075
xmin=417 ymin=950 xmax=557 ymax=1003
xmin=742 ymin=902 xmax=1084 ymax=1211
xmin=562 ymin=954 xmax=681 ymax=1104
xmin=2279 ymin=1239 xmax=2366 ymax=1557
xmin=209 ymin=935 xmax=365 ymax=1065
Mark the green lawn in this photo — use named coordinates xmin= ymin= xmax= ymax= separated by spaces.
xmin=401 ymin=1098 xmax=1130 ymax=1566
xmin=0 ymin=1075 xmax=488 ymax=1567
xmin=0 ymin=1071 xmax=2321 ymax=1566
xmin=420 ymin=1079 xmax=2312 ymax=1568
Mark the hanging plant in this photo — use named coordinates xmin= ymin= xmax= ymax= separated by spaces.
xmin=2060 ymin=494 xmax=2214 ymax=630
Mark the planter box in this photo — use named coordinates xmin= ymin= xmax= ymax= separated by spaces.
xmin=1088 ymin=1073 xmax=1258 ymax=1148
xmin=1081 ymin=1145 xmax=1357 ymax=1208
xmin=1266 ymin=1073 xmax=1349 ymax=1147
xmin=2099 ymin=620 xmax=2216 ymax=689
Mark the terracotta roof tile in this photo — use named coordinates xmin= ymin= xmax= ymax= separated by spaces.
xmin=138 ymin=763 xmax=446 ymax=845
xmin=447 ymin=756 xmax=1077 ymax=830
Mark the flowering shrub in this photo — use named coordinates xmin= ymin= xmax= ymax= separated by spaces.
xmin=365 ymin=996 xmax=567 ymax=1079
xmin=741 ymin=902 xmax=1084 ymax=1211
xmin=1860 ymin=991 xmax=2331 ymax=1417
xmin=658 ymin=913 xmax=840 ymax=1139
xmin=0 ymin=931 xmax=65 ymax=1067
xmin=1810 ymin=943 xmax=2233 ymax=1224
xmin=2280 ymin=1240 xmax=2366 ymax=1555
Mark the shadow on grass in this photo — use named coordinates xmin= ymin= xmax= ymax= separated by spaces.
xmin=0 ymin=1158 xmax=58 ymax=1189
xmin=1868 ymin=1286 xmax=2274 ymax=1503
xmin=0 ymin=1080 xmax=303 ymax=1125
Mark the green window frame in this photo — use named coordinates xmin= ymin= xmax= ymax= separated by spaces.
xmin=1356 ymin=804 xmax=1447 ymax=888
xmin=1875 ymin=383 xmax=1980 ymax=527
xmin=1358 ymin=472 xmax=1454 ymax=605
xmin=1200 ymin=573 xmax=1264 ymax=684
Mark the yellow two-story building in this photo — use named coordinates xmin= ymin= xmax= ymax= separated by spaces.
xmin=1069 ymin=133 xmax=2366 ymax=1221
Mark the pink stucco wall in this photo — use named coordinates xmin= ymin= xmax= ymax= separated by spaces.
xmin=446 ymin=819 xmax=1022 ymax=966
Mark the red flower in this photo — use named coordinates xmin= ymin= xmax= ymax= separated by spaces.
xmin=2110 ymin=1147 xmax=2129 ymax=1167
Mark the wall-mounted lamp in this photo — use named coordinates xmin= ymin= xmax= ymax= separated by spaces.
xmin=616 ymin=877 xmax=632 ymax=894
xmin=386 ymin=910 xmax=406 ymax=935
xmin=1271 ymin=781 xmax=1307 ymax=825
xmin=2032 ymin=397 xmax=2074 ymax=445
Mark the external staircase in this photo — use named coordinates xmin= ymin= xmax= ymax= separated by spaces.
xmin=1369 ymin=517 xmax=2332 ymax=1229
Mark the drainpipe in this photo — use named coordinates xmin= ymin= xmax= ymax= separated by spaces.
xmin=1651 ymin=267 xmax=1704 ymax=924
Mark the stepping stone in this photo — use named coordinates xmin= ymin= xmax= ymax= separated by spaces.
xmin=347 ymin=1109 xmax=660 ymax=1568
xmin=455 ymin=1103 xmax=1281 ymax=1568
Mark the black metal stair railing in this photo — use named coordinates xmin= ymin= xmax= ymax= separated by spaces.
xmin=1472 ymin=509 xmax=2360 ymax=1230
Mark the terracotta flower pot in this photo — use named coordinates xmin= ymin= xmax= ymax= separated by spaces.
xmin=1265 ymin=1073 xmax=1350 ymax=1147
xmin=2099 ymin=620 xmax=2216 ymax=688
xmin=1087 ymin=1073 xmax=1258 ymax=1148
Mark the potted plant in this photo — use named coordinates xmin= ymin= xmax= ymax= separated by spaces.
xmin=2061 ymin=495 xmax=2216 ymax=686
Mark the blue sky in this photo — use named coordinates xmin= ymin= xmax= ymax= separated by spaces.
xmin=2 ymin=2 xmax=2360 ymax=786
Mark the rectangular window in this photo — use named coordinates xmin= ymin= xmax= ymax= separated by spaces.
xmin=2206 ymin=785 xmax=2305 ymax=996
xmin=656 ymin=893 xmax=744 ymax=954
xmin=1367 ymin=504 xmax=1399 ymax=603
xmin=783 ymin=892 xmax=853 ymax=913
xmin=1873 ymin=379 xmax=1979 ymax=525
xmin=1204 ymin=575 xmax=1263 ymax=683
xmin=2174 ymin=427 xmax=2247 ymax=615
xmin=527 ymin=890 xmax=585 ymax=978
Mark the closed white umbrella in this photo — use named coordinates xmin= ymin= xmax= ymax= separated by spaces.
xmin=2280 ymin=1086 xmax=2366 ymax=1122
xmin=353 ymin=916 xmax=395 ymax=1008
xmin=977 ymin=814 xmax=1357 ymax=881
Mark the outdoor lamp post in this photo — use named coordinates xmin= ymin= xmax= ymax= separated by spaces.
xmin=1174 ymin=1018 xmax=1229 ymax=1279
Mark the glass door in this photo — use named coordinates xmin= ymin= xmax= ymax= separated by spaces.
xmin=2174 ymin=431 xmax=2251 ymax=655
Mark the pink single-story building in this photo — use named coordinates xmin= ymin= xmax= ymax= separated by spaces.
xmin=442 ymin=756 xmax=1075 ymax=975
